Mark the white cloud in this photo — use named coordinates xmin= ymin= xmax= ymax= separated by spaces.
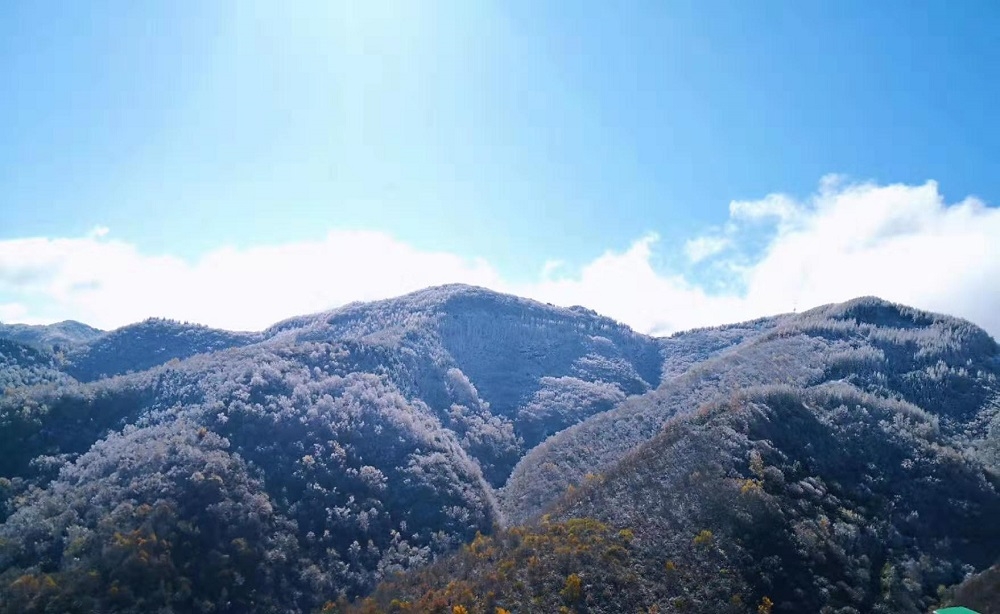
xmin=683 ymin=235 xmax=731 ymax=263
xmin=0 ymin=231 xmax=503 ymax=330
xmin=737 ymin=180 xmax=1000 ymax=331
xmin=1 ymin=178 xmax=999 ymax=339
xmin=519 ymin=234 xmax=746 ymax=335
xmin=520 ymin=179 xmax=1000 ymax=337
xmin=729 ymin=193 xmax=800 ymax=225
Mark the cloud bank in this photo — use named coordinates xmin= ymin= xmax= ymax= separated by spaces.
xmin=2 ymin=178 xmax=999 ymax=338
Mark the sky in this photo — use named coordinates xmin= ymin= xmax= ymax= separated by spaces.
xmin=2 ymin=1 xmax=1000 ymax=337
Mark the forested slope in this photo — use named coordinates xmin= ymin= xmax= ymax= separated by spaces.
xmin=0 ymin=287 xmax=996 ymax=613
xmin=360 ymin=384 xmax=1000 ymax=613
xmin=0 ymin=286 xmax=667 ymax=611
xmin=502 ymin=297 xmax=999 ymax=523
xmin=0 ymin=339 xmax=75 ymax=393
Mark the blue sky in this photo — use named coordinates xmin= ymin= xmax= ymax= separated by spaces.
xmin=2 ymin=1 xmax=1000 ymax=335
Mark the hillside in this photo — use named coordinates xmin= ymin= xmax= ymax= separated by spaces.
xmin=264 ymin=284 xmax=665 ymax=483
xmin=359 ymin=384 xmax=1000 ymax=613
xmin=0 ymin=286 xmax=997 ymax=613
xmin=0 ymin=321 xmax=103 ymax=351
xmin=60 ymin=318 xmax=263 ymax=382
xmin=0 ymin=286 xmax=667 ymax=612
xmin=0 ymin=338 xmax=75 ymax=392
xmin=502 ymin=297 xmax=999 ymax=523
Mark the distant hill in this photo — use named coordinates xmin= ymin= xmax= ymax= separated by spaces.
xmin=0 ymin=320 xmax=103 ymax=350
xmin=0 ymin=287 xmax=996 ymax=613
xmin=59 ymin=317 xmax=262 ymax=382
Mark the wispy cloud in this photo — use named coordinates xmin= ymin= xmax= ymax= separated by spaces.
xmin=683 ymin=235 xmax=731 ymax=263
xmin=729 ymin=193 xmax=801 ymax=225
xmin=2 ymin=178 xmax=999 ymax=338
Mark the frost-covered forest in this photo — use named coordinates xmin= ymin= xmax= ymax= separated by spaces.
xmin=0 ymin=285 xmax=997 ymax=613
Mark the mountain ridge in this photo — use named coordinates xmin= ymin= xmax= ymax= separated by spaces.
xmin=0 ymin=285 xmax=996 ymax=613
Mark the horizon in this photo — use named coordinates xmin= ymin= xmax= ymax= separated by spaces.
xmin=2 ymin=2 xmax=999 ymax=337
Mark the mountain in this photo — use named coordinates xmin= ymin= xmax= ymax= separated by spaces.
xmin=368 ymin=383 xmax=999 ymax=613
xmin=263 ymin=284 xmax=664 ymax=484
xmin=0 ymin=286 xmax=663 ymax=612
xmin=501 ymin=297 xmax=999 ymax=523
xmin=268 ymin=284 xmax=663 ymax=412
xmin=0 ymin=320 xmax=103 ymax=351
xmin=60 ymin=318 xmax=263 ymax=382
xmin=0 ymin=286 xmax=996 ymax=613
xmin=354 ymin=297 xmax=1000 ymax=614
